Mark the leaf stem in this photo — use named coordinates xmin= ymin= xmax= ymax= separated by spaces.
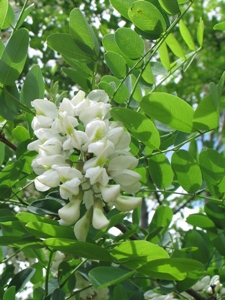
xmin=44 ymin=249 xmax=55 ymax=298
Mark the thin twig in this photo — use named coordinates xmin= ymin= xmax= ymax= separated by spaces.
xmin=0 ymin=132 xmax=17 ymax=151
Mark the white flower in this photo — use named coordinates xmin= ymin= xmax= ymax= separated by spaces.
xmin=107 ymin=126 xmax=131 ymax=150
xmin=34 ymin=169 xmax=60 ymax=191
xmin=192 ymin=275 xmax=210 ymax=292
xmin=114 ymin=195 xmax=142 ymax=212
xmin=58 ymin=197 xmax=82 ymax=225
xmin=32 ymin=99 xmax=57 ymax=118
xmin=92 ymin=199 xmax=109 ymax=230
xmin=74 ymin=208 xmax=92 ymax=242
xmin=32 ymin=115 xmax=53 ymax=130
xmin=87 ymin=89 xmax=109 ymax=103
xmin=111 ymin=169 xmax=141 ymax=193
xmin=99 ymin=184 xmax=121 ymax=203
xmin=207 ymin=275 xmax=222 ymax=294
xmin=71 ymin=90 xmax=86 ymax=106
xmin=85 ymin=166 xmax=109 ymax=186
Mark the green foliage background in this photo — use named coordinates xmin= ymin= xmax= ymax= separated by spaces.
xmin=0 ymin=0 xmax=225 ymax=299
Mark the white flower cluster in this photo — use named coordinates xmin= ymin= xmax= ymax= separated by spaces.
xmin=28 ymin=90 xmax=142 ymax=241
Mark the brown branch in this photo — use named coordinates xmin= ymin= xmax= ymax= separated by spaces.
xmin=0 ymin=132 xmax=17 ymax=151
xmin=186 ymin=289 xmax=207 ymax=300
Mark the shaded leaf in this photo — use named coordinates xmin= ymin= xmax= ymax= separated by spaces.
xmin=69 ymin=8 xmax=99 ymax=57
xmin=0 ymin=84 xmax=20 ymax=120
xmin=159 ymin=0 xmax=180 ymax=15
xmin=104 ymin=51 xmax=127 ymax=78
xmin=20 ymin=64 xmax=44 ymax=107
xmin=89 ymin=267 xmax=135 ymax=288
xmin=9 ymin=268 xmax=36 ymax=292
xmin=148 ymin=154 xmax=174 ymax=189
xmin=186 ymin=214 xmax=215 ymax=229
xmin=0 ymin=28 xmax=29 ymax=85
xmin=44 ymin=238 xmax=113 ymax=261
xmin=3 ymin=286 xmax=16 ymax=300
xmin=62 ymin=67 xmax=92 ymax=91
xmin=171 ymin=150 xmax=202 ymax=193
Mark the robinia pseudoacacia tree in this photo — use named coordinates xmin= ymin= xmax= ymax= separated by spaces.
xmin=0 ymin=0 xmax=225 ymax=299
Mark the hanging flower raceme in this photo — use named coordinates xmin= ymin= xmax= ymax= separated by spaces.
xmin=28 ymin=89 xmax=142 ymax=241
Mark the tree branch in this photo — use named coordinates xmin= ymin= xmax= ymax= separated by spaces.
xmin=0 ymin=132 xmax=17 ymax=151
xmin=186 ymin=289 xmax=207 ymax=300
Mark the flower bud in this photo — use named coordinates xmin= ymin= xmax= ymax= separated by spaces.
xmin=92 ymin=199 xmax=109 ymax=230
xmin=114 ymin=195 xmax=142 ymax=212
xmin=58 ymin=198 xmax=82 ymax=225
xmin=74 ymin=208 xmax=92 ymax=242
xmin=99 ymin=184 xmax=121 ymax=203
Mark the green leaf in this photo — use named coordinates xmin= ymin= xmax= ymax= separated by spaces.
xmin=213 ymin=21 xmax=225 ymax=31
xmin=186 ymin=214 xmax=215 ymax=229
xmin=111 ymin=240 xmax=169 ymax=269
xmin=142 ymin=62 xmax=154 ymax=84
xmin=25 ymin=222 xmax=75 ymax=239
xmin=0 ymin=84 xmax=20 ymax=120
xmin=89 ymin=267 xmax=135 ymax=288
xmin=193 ymin=95 xmax=219 ymax=131
xmin=15 ymin=3 xmax=34 ymax=30
xmin=171 ymin=150 xmax=202 ymax=193
xmin=199 ymin=149 xmax=225 ymax=184
xmin=197 ymin=18 xmax=204 ymax=47
xmin=62 ymin=67 xmax=92 ymax=91
xmin=20 ymin=64 xmax=44 ymax=107
xmin=165 ymin=33 xmax=185 ymax=58
xmin=130 ymin=74 xmax=142 ymax=102
xmin=27 ymin=198 xmax=64 ymax=216
xmin=110 ymin=0 xmax=134 ymax=19
xmin=205 ymin=202 xmax=225 ymax=230
xmin=1 ymin=2 xmax=14 ymax=29
xmin=0 ymin=142 xmax=5 ymax=165
xmin=12 ymin=126 xmax=30 ymax=142
xmin=0 ymin=28 xmax=29 ymax=85
xmin=0 ymin=0 xmax=8 ymax=29
xmin=44 ymin=238 xmax=113 ymax=261
xmin=104 ymin=52 xmax=127 ymax=78
xmin=179 ymin=19 xmax=196 ymax=50
xmin=9 ymin=268 xmax=36 ymax=292
xmin=47 ymin=33 xmax=93 ymax=62
xmin=159 ymin=0 xmax=180 ymax=15
xmin=148 ymin=206 xmax=173 ymax=233
xmin=50 ymin=288 xmax=65 ymax=300
xmin=148 ymin=154 xmax=174 ymax=188
xmin=3 ymin=286 xmax=16 ymax=300
xmin=69 ymin=8 xmax=99 ymax=58
xmin=138 ymin=258 xmax=203 ymax=281
xmin=158 ymin=41 xmax=170 ymax=69
xmin=99 ymin=75 xmax=129 ymax=104
xmin=128 ymin=1 xmax=167 ymax=38
xmin=141 ymin=92 xmax=194 ymax=133
xmin=110 ymin=108 xmax=160 ymax=150
xmin=115 ymin=28 xmax=144 ymax=59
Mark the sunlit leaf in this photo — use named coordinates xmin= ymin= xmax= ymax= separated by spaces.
xmin=179 ymin=19 xmax=196 ymax=50
xmin=138 ymin=258 xmax=203 ymax=281
xmin=128 ymin=1 xmax=167 ymax=38
xmin=110 ymin=0 xmax=134 ymax=19
xmin=0 ymin=0 xmax=8 ymax=29
xmin=111 ymin=108 xmax=160 ymax=149
xmin=158 ymin=41 xmax=170 ymax=69
xmin=165 ymin=33 xmax=185 ymax=58
xmin=141 ymin=92 xmax=194 ymax=133
xmin=104 ymin=51 xmax=127 ymax=78
xmin=197 ymin=17 xmax=204 ymax=47
xmin=213 ymin=21 xmax=225 ymax=31
xmin=115 ymin=28 xmax=144 ymax=59
xmin=111 ymin=240 xmax=169 ymax=269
